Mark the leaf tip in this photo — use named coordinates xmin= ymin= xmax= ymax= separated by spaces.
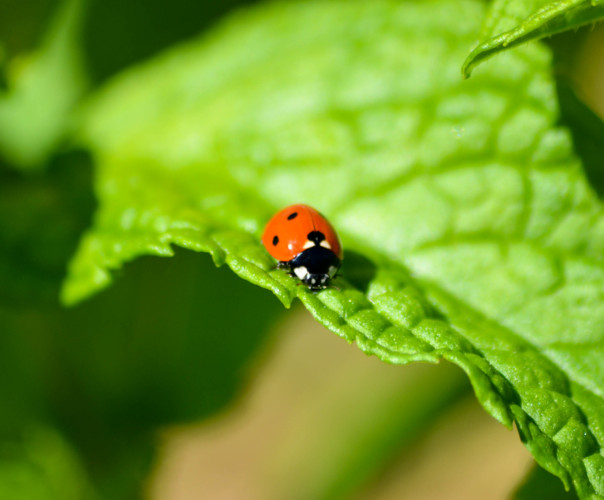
xmin=59 ymin=269 xmax=111 ymax=307
xmin=461 ymin=62 xmax=472 ymax=79
xmin=461 ymin=47 xmax=481 ymax=79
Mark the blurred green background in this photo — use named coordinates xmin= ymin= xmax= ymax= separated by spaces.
xmin=0 ymin=0 xmax=602 ymax=498
xmin=0 ymin=1 xmax=280 ymax=498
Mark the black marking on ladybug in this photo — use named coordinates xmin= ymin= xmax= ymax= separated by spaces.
xmin=307 ymin=231 xmax=325 ymax=244
xmin=272 ymin=235 xmax=279 ymax=246
xmin=287 ymin=212 xmax=298 ymax=220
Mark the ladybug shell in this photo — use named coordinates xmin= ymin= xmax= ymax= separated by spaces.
xmin=262 ymin=204 xmax=342 ymax=263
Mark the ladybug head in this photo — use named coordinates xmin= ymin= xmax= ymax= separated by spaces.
xmin=289 ymin=245 xmax=340 ymax=290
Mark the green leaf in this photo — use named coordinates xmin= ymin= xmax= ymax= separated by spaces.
xmin=65 ymin=0 xmax=604 ymax=497
xmin=0 ymin=0 xmax=87 ymax=169
xmin=0 ymin=45 xmax=7 ymax=91
xmin=1 ymin=246 xmax=281 ymax=499
xmin=462 ymin=0 xmax=604 ymax=78
xmin=0 ymin=426 xmax=94 ymax=500
xmin=82 ymin=0 xmax=263 ymax=81
xmin=50 ymin=251 xmax=282 ymax=498
xmin=0 ymin=153 xmax=281 ymax=497
xmin=515 ymin=464 xmax=580 ymax=500
xmin=0 ymin=153 xmax=95 ymax=307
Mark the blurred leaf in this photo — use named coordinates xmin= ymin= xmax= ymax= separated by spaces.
xmin=514 ymin=463 xmax=579 ymax=499
xmin=462 ymin=0 xmax=604 ymax=77
xmin=555 ymin=80 xmax=604 ymax=197
xmin=0 ymin=0 xmax=60 ymax=57
xmin=0 ymin=153 xmax=95 ymax=437
xmin=83 ymin=0 xmax=259 ymax=82
xmin=0 ymin=151 xmax=281 ymax=497
xmin=53 ymin=249 xmax=282 ymax=433
xmin=0 ymin=152 xmax=95 ymax=306
xmin=64 ymin=0 xmax=604 ymax=497
xmin=270 ymin=364 xmax=470 ymax=500
xmin=49 ymin=250 xmax=282 ymax=499
xmin=0 ymin=0 xmax=87 ymax=169
xmin=0 ymin=45 xmax=7 ymax=91
xmin=0 ymin=426 xmax=94 ymax=500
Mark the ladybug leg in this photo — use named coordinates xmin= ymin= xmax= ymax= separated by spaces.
xmin=276 ymin=261 xmax=298 ymax=279
xmin=279 ymin=262 xmax=301 ymax=281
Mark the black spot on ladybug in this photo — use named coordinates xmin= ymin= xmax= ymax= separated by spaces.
xmin=272 ymin=235 xmax=279 ymax=246
xmin=287 ymin=212 xmax=298 ymax=220
xmin=307 ymin=231 xmax=325 ymax=244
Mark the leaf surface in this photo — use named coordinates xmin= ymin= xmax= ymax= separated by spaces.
xmin=462 ymin=0 xmax=604 ymax=77
xmin=0 ymin=0 xmax=87 ymax=169
xmin=65 ymin=1 xmax=604 ymax=497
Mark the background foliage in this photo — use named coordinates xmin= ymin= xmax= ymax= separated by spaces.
xmin=1 ymin=0 xmax=604 ymax=498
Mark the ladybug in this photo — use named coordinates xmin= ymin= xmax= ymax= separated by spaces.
xmin=262 ymin=204 xmax=342 ymax=290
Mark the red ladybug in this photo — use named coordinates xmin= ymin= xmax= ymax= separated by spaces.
xmin=262 ymin=204 xmax=342 ymax=290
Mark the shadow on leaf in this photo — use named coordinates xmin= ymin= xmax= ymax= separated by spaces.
xmin=339 ymin=250 xmax=378 ymax=294
xmin=555 ymin=79 xmax=604 ymax=199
